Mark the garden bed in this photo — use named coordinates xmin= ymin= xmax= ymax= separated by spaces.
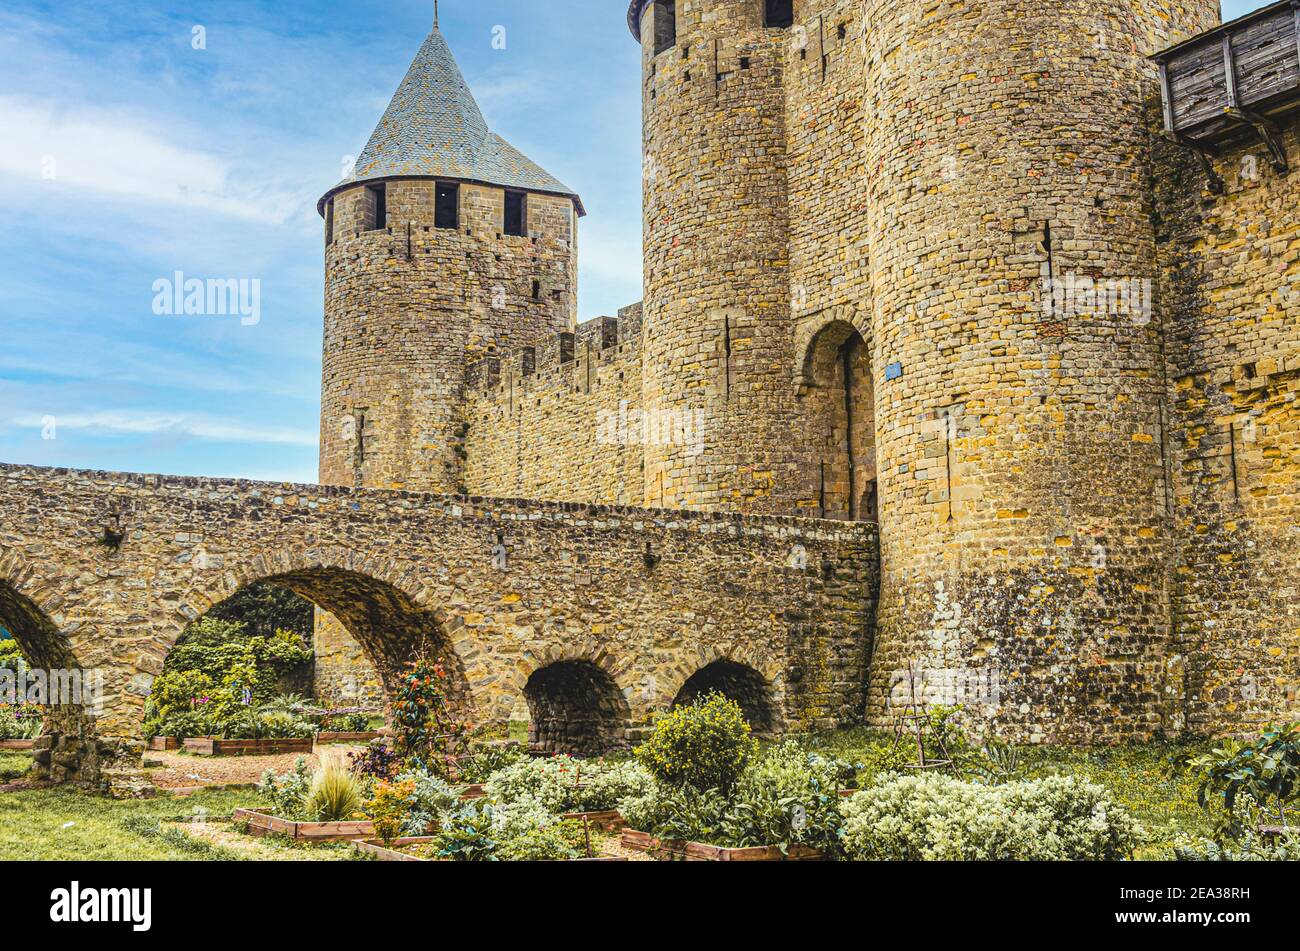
xmin=561 ymin=809 xmax=625 ymax=833
xmin=354 ymin=836 xmax=629 ymax=862
xmin=620 ymin=829 xmax=824 ymax=862
xmin=233 ymin=808 xmax=375 ymax=842
xmin=0 ymin=740 xmax=35 ymax=751
xmin=147 ymin=737 xmax=182 ymax=751
xmin=316 ymin=731 xmax=384 ymax=744
xmin=354 ymin=836 xmax=440 ymax=861
xmin=184 ymin=737 xmax=314 ymax=757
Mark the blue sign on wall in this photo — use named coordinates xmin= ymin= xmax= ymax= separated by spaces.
xmin=885 ymin=361 xmax=904 ymax=382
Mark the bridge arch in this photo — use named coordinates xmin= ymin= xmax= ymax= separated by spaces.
xmin=518 ymin=652 xmax=632 ymax=756
xmin=156 ymin=545 xmax=469 ymax=710
xmin=0 ymin=546 xmax=77 ymax=670
xmin=670 ymin=656 xmax=780 ymax=733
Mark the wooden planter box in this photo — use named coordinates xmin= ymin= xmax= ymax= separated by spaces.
xmin=353 ymin=837 xmax=627 ymax=863
xmin=233 ymin=809 xmax=375 ymax=842
xmin=0 ymin=740 xmax=35 ymax=751
xmin=316 ymin=731 xmax=384 ymax=744
xmin=621 ymin=829 xmax=823 ymax=862
xmin=184 ymin=737 xmax=314 ymax=757
xmin=354 ymin=836 xmax=441 ymax=861
xmin=562 ymin=809 xmax=626 ymax=833
xmin=147 ymin=737 xmax=182 ymax=751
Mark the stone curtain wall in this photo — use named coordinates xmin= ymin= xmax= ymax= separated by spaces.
xmin=859 ymin=0 xmax=1221 ymax=743
xmin=0 ymin=464 xmax=878 ymax=786
xmin=1154 ymin=121 xmax=1300 ymax=734
xmin=462 ymin=305 xmax=649 ymax=506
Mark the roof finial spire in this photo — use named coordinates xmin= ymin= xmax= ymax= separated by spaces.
xmin=434 ymin=0 xmax=439 ymax=29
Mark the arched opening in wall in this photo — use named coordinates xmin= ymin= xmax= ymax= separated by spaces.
xmin=523 ymin=661 xmax=631 ymax=757
xmin=143 ymin=568 xmax=467 ymax=744
xmin=672 ymin=661 xmax=776 ymax=733
xmin=0 ymin=579 xmax=80 ymax=769
xmin=801 ymin=321 xmax=877 ymax=522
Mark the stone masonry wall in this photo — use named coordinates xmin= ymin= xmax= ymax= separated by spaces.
xmin=0 ymin=463 xmax=878 ymax=787
xmin=859 ymin=0 xmax=1221 ymax=743
xmin=1154 ymin=119 xmax=1300 ymax=735
xmin=462 ymin=305 xmax=649 ymax=505
xmin=639 ymin=0 xmax=805 ymax=513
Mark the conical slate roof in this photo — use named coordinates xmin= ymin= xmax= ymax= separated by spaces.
xmin=319 ymin=28 xmax=583 ymax=215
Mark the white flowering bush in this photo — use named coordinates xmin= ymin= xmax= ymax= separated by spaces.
xmin=483 ymin=754 xmax=653 ymax=813
xmin=578 ymin=759 xmax=654 ymax=812
xmin=841 ymin=773 xmax=1142 ymax=861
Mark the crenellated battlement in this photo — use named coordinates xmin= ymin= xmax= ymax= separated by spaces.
xmin=466 ymin=303 xmax=644 ymax=402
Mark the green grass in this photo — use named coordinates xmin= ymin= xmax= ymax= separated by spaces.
xmin=800 ymin=727 xmax=1218 ymax=858
xmin=0 ymin=787 xmax=266 ymax=860
xmin=0 ymin=752 xmax=31 ymax=782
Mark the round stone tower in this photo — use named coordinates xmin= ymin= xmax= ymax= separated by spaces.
xmin=861 ymin=0 xmax=1220 ymax=741
xmin=312 ymin=23 xmax=583 ymax=708
xmin=630 ymin=0 xmax=801 ymax=513
xmin=317 ymin=25 xmax=582 ymax=495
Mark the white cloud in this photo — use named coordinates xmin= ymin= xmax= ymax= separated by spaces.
xmin=9 ymin=411 xmax=316 ymax=447
xmin=0 ymin=95 xmax=302 ymax=224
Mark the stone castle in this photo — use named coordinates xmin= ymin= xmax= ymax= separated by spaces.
xmin=3 ymin=0 xmax=1299 ymax=784
xmin=313 ymin=0 xmax=1300 ymax=745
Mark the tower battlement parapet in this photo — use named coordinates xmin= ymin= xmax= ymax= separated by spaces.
xmin=466 ymin=304 xmax=644 ymax=401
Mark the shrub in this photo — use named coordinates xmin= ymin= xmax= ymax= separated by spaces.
xmin=0 ymin=705 xmax=43 ymax=741
xmin=722 ymin=741 xmax=845 ymax=853
xmin=483 ymin=754 xmax=653 ymax=814
xmin=577 ymin=759 xmax=654 ymax=812
xmin=258 ymin=757 xmax=314 ymax=820
xmin=1171 ymin=829 xmax=1300 ymax=861
xmin=435 ymin=801 xmax=499 ymax=861
xmin=1184 ymin=723 xmax=1300 ymax=841
xmin=142 ymin=669 xmax=216 ymax=730
xmin=391 ymin=657 xmax=467 ymax=778
xmin=456 ymin=743 xmax=526 ymax=784
xmin=496 ymin=820 xmax=584 ymax=861
xmin=143 ymin=710 xmax=212 ymax=740
xmin=304 ymin=759 xmax=364 ymax=822
xmin=350 ymin=739 xmax=401 ymax=781
xmin=366 ymin=779 xmax=417 ymax=846
xmin=0 ymin=638 xmax=25 ymax=673
xmin=840 ymin=773 xmax=1142 ymax=861
xmin=619 ymin=783 xmax=729 ymax=842
xmin=635 ymin=693 xmax=756 ymax=793
xmin=394 ymin=767 xmax=458 ymax=836
xmin=319 ymin=713 xmax=371 ymax=734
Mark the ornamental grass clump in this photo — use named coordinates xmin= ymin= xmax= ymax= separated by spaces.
xmin=303 ymin=756 xmax=363 ymax=822
xmin=635 ymin=692 xmax=756 ymax=793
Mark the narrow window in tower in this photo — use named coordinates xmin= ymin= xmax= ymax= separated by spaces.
xmin=532 ymin=279 xmax=542 ymax=300
xmin=435 ymin=183 xmax=459 ymax=230
xmin=504 ymin=190 xmax=527 ymax=237
xmin=366 ymin=184 xmax=387 ymax=232
xmin=765 ymin=0 xmax=794 ymax=29
xmin=325 ymin=199 xmax=335 ymax=246
xmin=653 ymin=0 xmax=677 ymax=56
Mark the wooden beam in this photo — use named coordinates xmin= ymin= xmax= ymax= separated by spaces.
xmin=1294 ymin=1 xmax=1300 ymax=73
xmin=1159 ymin=61 xmax=1176 ymax=133
xmin=1223 ymin=34 xmax=1240 ymax=109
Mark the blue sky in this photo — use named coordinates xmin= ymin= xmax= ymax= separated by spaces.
xmin=0 ymin=1 xmax=1269 ymax=483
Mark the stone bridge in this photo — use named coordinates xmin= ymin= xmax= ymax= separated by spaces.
xmin=0 ymin=464 xmax=878 ymax=787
